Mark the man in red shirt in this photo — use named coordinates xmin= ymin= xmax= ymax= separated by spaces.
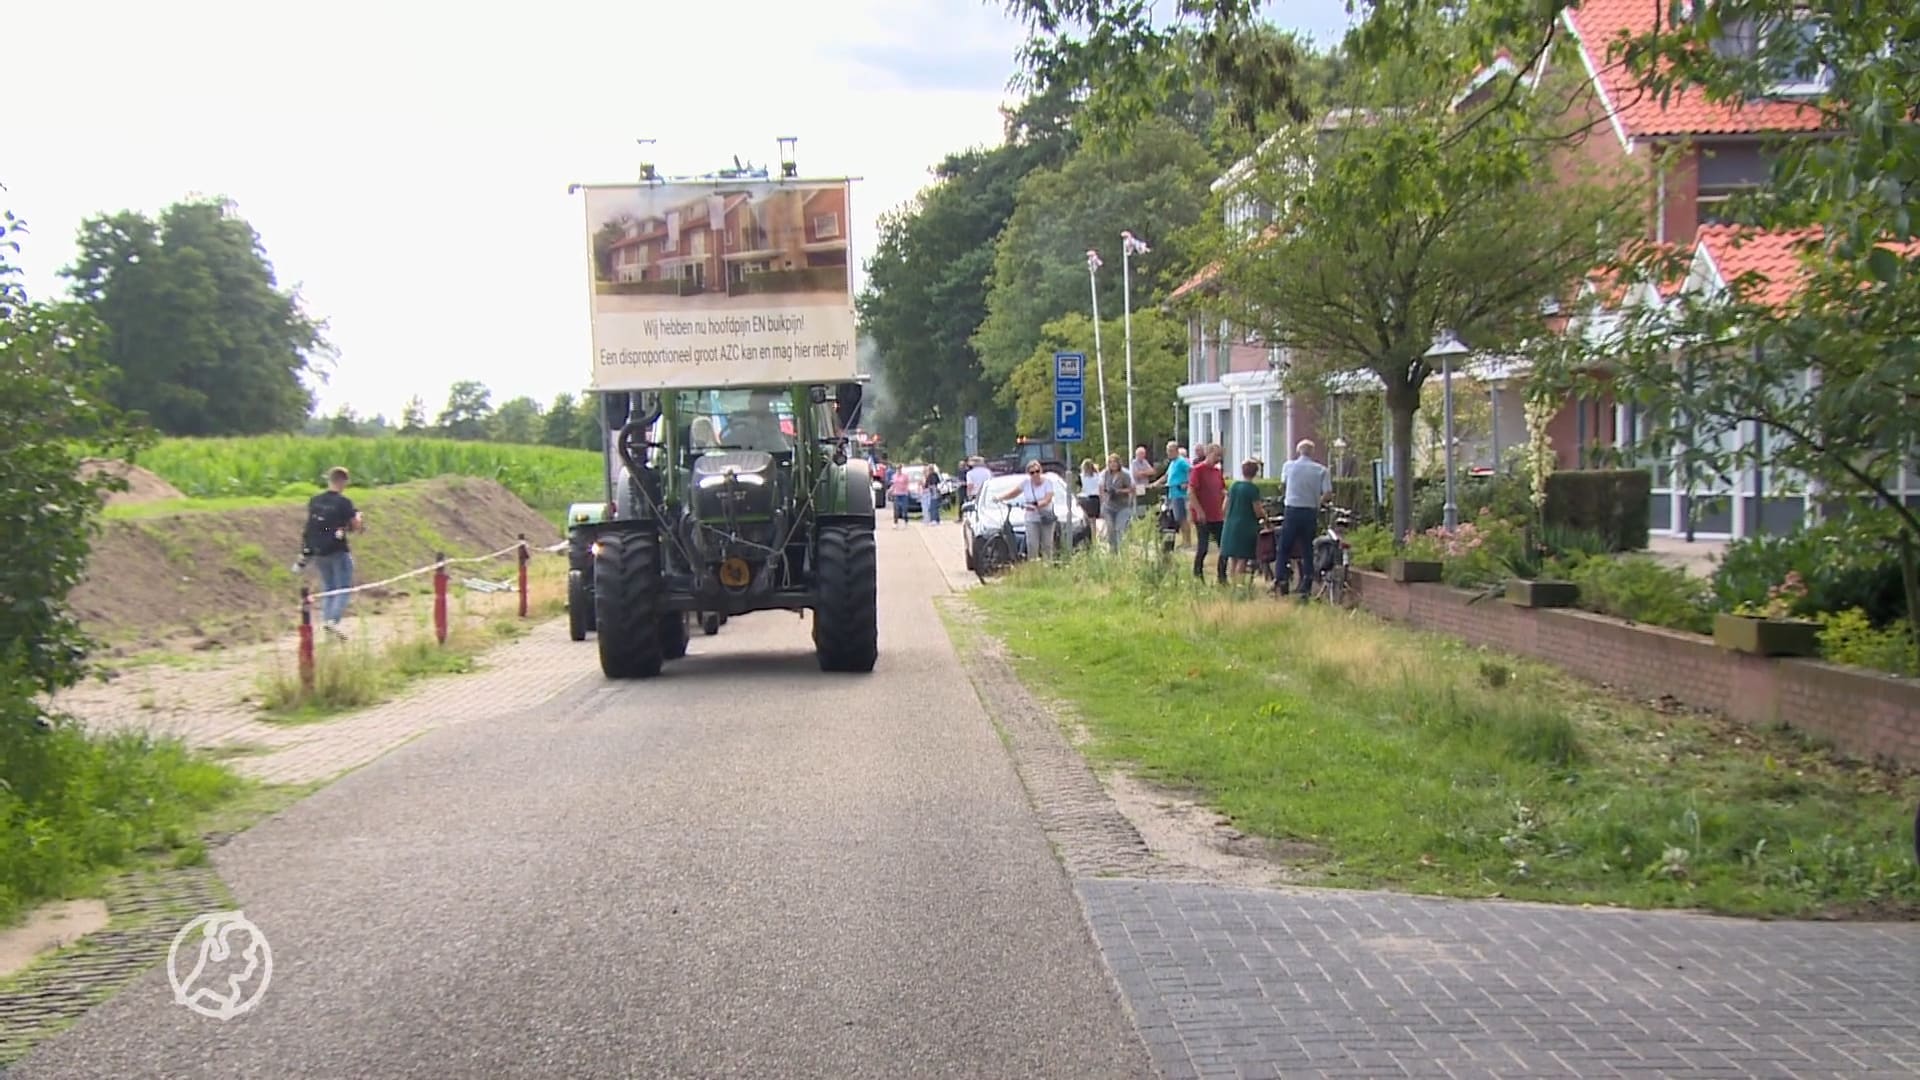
xmin=1187 ymin=444 xmax=1228 ymax=583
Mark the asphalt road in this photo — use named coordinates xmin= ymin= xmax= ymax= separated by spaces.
xmin=12 ymin=524 xmax=1153 ymax=1080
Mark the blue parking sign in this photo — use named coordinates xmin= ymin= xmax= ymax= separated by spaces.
xmin=1055 ymin=399 xmax=1084 ymax=442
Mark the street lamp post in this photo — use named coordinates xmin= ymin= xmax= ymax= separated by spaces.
xmin=1121 ymin=231 xmax=1150 ymax=457
xmin=1426 ymin=332 xmax=1470 ymax=531
xmin=1087 ymin=249 xmax=1112 ymax=461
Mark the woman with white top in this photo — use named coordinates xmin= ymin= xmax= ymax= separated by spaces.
xmin=998 ymin=462 xmax=1059 ymax=562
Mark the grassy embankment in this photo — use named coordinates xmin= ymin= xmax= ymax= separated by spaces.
xmin=129 ymin=435 xmax=607 ymax=526
xmin=970 ymin=554 xmax=1920 ymax=919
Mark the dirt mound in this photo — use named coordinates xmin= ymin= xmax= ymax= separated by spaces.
xmin=79 ymin=459 xmax=185 ymax=505
xmin=70 ymin=476 xmax=561 ymax=654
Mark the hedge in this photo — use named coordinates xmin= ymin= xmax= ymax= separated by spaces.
xmin=1543 ymin=469 xmax=1652 ymax=551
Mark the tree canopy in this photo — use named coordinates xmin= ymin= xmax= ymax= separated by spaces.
xmin=1 ymin=210 xmax=145 ymax=702
xmin=62 ymin=198 xmax=330 ymax=436
xmin=1188 ymin=15 xmax=1636 ymax=539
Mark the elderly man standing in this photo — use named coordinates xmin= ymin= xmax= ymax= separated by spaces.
xmin=1274 ymin=439 xmax=1333 ymax=599
xmin=965 ymin=456 xmax=993 ymax=504
xmin=1187 ymin=444 xmax=1228 ymax=583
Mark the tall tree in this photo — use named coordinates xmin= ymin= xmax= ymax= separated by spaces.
xmin=490 ymin=395 xmax=544 ymax=445
xmin=62 ymin=198 xmax=329 ymax=435
xmin=437 ymin=380 xmax=494 ymax=440
xmin=399 ymin=395 xmax=428 ymax=435
xmin=973 ymin=116 xmax=1217 ymax=388
xmin=1193 ymin=17 xmax=1636 ymax=541
xmin=328 ymin=405 xmax=360 ymax=436
xmin=858 ymin=125 xmax=1075 ymax=463
xmin=0 ymin=210 xmax=146 ymax=707
xmin=543 ymin=392 xmax=580 ymax=446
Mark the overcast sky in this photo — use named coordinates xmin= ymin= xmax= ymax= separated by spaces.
xmin=9 ymin=0 xmax=1355 ymax=422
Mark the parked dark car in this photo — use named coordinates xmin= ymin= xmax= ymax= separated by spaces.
xmin=960 ymin=472 xmax=1091 ymax=574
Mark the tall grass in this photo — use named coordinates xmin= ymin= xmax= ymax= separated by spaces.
xmin=2 ymin=699 xmax=240 ymax=926
xmin=975 ymin=556 xmax=1920 ymax=917
xmin=137 ymin=436 xmax=605 ymax=515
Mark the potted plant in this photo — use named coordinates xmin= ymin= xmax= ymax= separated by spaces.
xmin=1388 ymin=532 xmax=1443 ymax=582
xmin=1713 ymin=572 xmax=1820 ymax=657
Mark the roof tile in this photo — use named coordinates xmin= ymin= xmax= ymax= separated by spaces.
xmin=1566 ymin=0 xmax=1823 ymax=139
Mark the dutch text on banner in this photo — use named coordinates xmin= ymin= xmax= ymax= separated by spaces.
xmin=581 ymin=180 xmax=858 ymax=391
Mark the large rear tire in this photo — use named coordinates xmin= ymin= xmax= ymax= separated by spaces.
xmin=595 ymin=530 xmax=664 ymax=679
xmin=661 ymin=612 xmax=689 ymax=660
xmin=568 ymin=573 xmax=590 ymax=642
xmin=812 ymin=522 xmax=878 ymax=673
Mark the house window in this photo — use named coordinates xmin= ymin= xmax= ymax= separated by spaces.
xmin=1713 ymin=14 xmax=1832 ymax=96
xmin=691 ymin=231 xmax=707 ymax=255
xmin=812 ymin=213 xmax=840 ymax=239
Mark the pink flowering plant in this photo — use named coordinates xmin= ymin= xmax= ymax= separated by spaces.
xmin=1734 ymin=570 xmax=1811 ymax=621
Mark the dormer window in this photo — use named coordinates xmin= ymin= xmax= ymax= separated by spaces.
xmin=1711 ymin=12 xmax=1832 ymax=97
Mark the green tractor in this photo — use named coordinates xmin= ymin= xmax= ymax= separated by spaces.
xmin=590 ymin=381 xmax=877 ymax=678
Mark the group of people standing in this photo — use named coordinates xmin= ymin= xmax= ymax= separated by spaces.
xmin=1080 ymin=439 xmax=1334 ymax=598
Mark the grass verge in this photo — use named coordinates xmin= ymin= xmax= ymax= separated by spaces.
xmin=971 ymin=554 xmax=1920 ymax=918
xmin=0 ymin=709 xmax=244 ymax=928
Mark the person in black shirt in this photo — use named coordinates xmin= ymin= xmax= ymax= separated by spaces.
xmin=303 ymin=466 xmax=363 ymax=637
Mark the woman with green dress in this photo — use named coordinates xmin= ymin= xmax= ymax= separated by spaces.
xmin=1220 ymin=459 xmax=1263 ymax=580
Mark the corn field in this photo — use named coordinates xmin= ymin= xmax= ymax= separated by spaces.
xmin=137 ymin=436 xmax=606 ymax=513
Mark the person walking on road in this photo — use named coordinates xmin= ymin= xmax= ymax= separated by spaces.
xmin=1274 ymin=439 xmax=1334 ymax=599
xmin=922 ymin=463 xmax=943 ymax=525
xmin=1098 ymin=452 xmax=1136 ymax=554
xmin=1221 ymin=459 xmax=1263 ymax=581
xmin=1188 ymin=445 xmax=1228 ymax=583
xmin=303 ymin=466 xmax=364 ymax=639
xmin=889 ymin=465 xmax=912 ymax=528
xmin=998 ymin=462 xmax=1059 ymax=562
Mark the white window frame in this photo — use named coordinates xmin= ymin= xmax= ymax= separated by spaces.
xmin=812 ymin=213 xmax=840 ymax=239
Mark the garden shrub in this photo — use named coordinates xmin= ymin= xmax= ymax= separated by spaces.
xmin=1815 ymin=608 xmax=1918 ymax=676
xmin=1346 ymin=523 xmax=1395 ymax=571
xmin=1542 ymin=470 xmax=1652 ymax=551
xmin=1331 ymin=477 xmax=1376 ymax=523
xmin=1712 ymin=520 xmax=1907 ymax=627
xmin=1564 ymin=555 xmax=1714 ymax=634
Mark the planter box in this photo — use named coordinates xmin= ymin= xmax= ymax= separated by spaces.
xmin=1712 ymin=613 xmax=1820 ymax=657
xmin=1506 ymin=579 xmax=1578 ymax=608
xmin=1388 ymin=558 xmax=1443 ymax=583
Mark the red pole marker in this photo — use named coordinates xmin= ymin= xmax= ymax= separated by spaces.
xmin=518 ymin=533 xmax=530 ymax=619
xmin=298 ymin=586 xmax=316 ymax=694
xmin=433 ymin=552 xmax=449 ymax=645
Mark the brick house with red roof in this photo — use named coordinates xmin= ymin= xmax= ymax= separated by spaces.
xmin=1173 ymin=1 xmax=1858 ymax=538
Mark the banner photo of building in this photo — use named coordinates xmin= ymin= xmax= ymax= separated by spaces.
xmin=581 ymin=180 xmax=858 ymax=391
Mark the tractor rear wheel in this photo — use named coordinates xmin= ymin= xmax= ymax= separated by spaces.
xmin=568 ymin=573 xmax=591 ymax=642
xmin=661 ymin=612 xmax=690 ymax=660
xmin=595 ymin=530 xmax=665 ymax=679
xmin=812 ymin=522 xmax=878 ymax=673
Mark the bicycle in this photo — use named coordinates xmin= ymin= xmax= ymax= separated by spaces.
xmin=1308 ymin=507 xmax=1361 ymax=610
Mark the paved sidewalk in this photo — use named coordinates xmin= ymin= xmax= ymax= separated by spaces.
xmin=59 ymin=620 xmax=587 ymax=785
xmin=1084 ymin=880 xmax=1920 ymax=1079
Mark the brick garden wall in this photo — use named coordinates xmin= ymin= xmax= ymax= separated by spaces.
xmin=1353 ymin=571 xmax=1920 ymax=769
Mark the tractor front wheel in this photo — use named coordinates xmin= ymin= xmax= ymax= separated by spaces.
xmin=812 ymin=522 xmax=878 ymax=673
xmin=595 ymin=530 xmax=665 ymax=679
